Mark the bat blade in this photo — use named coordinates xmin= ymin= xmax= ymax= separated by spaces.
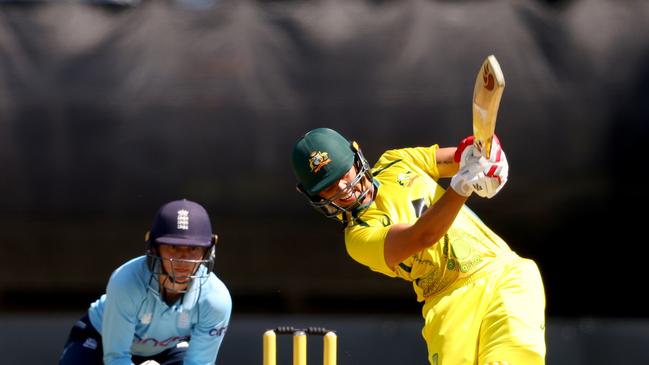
xmin=472 ymin=55 xmax=505 ymax=159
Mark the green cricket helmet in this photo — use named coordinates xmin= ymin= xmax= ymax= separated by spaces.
xmin=291 ymin=128 xmax=375 ymax=220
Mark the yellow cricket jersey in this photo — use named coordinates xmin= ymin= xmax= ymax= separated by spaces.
xmin=344 ymin=145 xmax=513 ymax=301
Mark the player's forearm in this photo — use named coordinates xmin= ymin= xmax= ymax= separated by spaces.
xmin=436 ymin=147 xmax=459 ymax=177
xmin=411 ymin=188 xmax=467 ymax=247
xmin=384 ymin=189 xmax=467 ymax=268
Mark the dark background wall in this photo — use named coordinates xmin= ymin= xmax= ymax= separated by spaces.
xmin=1 ymin=0 xmax=648 ymax=332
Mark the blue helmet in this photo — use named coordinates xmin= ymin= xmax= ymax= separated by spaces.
xmin=145 ymin=199 xmax=217 ymax=292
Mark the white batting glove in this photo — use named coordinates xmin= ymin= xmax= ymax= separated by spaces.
xmin=454 ymin=136 xmax=480 ymax=168
xmin=450 ymin=151 xmax=485 ymax=197
xmin=470 ymin=148 xmax=509 ymax=199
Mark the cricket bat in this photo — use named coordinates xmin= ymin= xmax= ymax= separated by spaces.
xmin=472 ymin=55 xmax=505 ymax=159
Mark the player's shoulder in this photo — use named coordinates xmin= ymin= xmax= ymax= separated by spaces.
xmin=375 ymin=147 xmax=406 ymax=165
xmin=200 ymin=274 xmax=232 ymax=307
xmin=111 ymin=256 xmax=147 ymax=277
xmin=107 ymin=256 xmax=148 ymax=292
xmin=374 ymin=145 xmax=438 ymax=174
xmin=375 ymin=145 xmax=435 ymax=166
xmin=204 ymin=273 xmax=231 ymax=297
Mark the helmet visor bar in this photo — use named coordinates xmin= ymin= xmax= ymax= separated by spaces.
xmin=309 ymin=159 xmax=373 ymax=219
xmin=147 ymin=253 xmax=213 ymax=291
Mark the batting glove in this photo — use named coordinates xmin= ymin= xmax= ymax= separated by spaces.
xmin=454 ymin=136 xmax=480 ymax=167
xmin=450 ymin=151 xmax=484 ymax=197
xmin=470 ymin=148 xmax=509 ymax=199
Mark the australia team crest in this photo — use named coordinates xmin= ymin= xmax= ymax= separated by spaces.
xmin=309 ymin=151 xmax=331 ymax=173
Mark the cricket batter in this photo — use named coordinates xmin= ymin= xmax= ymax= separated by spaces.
xmin=58 ymin=199 xmax=232 ymax=365
xmin=291 ymin=128 xmax=545 ymax=364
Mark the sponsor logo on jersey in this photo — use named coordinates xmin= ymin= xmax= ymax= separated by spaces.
xmin=308 ymin=151 xmax=331 ymax=173
xmin=133 ymin=334 xmax=191 ymax=347
xmin=209 ymin=325 xmax=228 ymax=337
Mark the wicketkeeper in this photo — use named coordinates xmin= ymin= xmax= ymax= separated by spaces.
xmin=58 ymin=199 xmax=232 ymax=365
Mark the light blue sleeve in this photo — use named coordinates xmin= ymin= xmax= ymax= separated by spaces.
xmin=183 ymin=276 xmax=232 ymax=365
xmin=102 ymin=262 xmax=142 ymax=365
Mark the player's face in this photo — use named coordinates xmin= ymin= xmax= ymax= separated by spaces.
xmin=158 ymin=244 xmax=207 ymax=285
xmin=319 ymin=166 xmax=373 ymax=208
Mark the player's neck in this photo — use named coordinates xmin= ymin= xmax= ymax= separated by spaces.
xmin=161 ymin=287 xmax=183 ymax=306
xmin=159 ymin=277 xmax=187 ymax=305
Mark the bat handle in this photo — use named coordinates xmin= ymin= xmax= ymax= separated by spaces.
xmin=475 ymin=137 xmax=492 ymax=159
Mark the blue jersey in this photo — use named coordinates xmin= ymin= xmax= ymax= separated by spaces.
xmin=88 ymin=256 xmax=232 ymax=365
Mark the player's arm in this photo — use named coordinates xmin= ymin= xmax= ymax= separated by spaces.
xmin=183 ymin=279 xmax=232 ymax=365
xmin=102 ymin=269 xmax=140 ymax=365
xmin=383 ymin=137 xmax=502 ymax=269
xmin=436 ymin=147 xmax=459 ymax=178
xmin=384 ymin=188 xmax=467 ymax=269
